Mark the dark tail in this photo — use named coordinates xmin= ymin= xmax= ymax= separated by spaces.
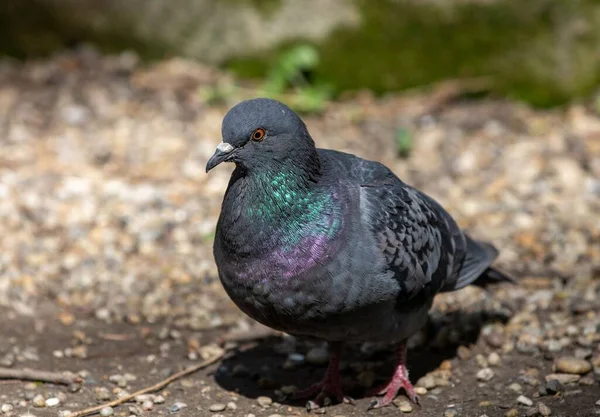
xmin=442 ymin=235 xmax=516 ymax=292
xmin=471 ymin=266 xmax=517 ymax=288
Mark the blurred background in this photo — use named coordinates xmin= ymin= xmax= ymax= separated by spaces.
xmin=3 ymin=0 xmax=600 ymax=107
xmin=0 ymin=1 xmax=599 ymax=416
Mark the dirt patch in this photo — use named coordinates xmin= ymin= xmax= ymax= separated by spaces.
xmin=0 ymin=50 xmax=598 ymax=416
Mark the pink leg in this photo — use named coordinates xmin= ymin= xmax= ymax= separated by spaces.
xmin=368 ymin=341 xmax=419 ymax=410
xmin=293 ymin=342 xmax=354 ymax=408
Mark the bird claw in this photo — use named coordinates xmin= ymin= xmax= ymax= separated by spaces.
xmin=343 ymin=396 xmax=356 ymax=405
xmin=306 ymin=400 xmax=320 ymax=411
xmin=367 ymin=399 xmax=383 ymax=410
xmin=366 ymin=366 xmax=419 ymax=410
xmin=305 ymin=395 xmax=354 ymax=411
xmin=367 ymin=394 xmax=420 ymax=411
xmin=294 ymin=379 xmax=348 ymax=407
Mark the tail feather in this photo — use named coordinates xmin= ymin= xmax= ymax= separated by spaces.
xmin=471 ymin=266 xmax=518 ymax=288
xmin=442 ymin=235 xmax=515 ymax=292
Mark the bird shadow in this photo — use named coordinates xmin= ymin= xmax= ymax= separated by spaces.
xmin=214 ymin=301 xmax=513 ymax=406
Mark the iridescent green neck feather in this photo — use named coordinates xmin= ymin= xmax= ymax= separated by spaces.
xmin=220 ymin=158 xmax=343 ymax=258
xmin=243 ymin=168 xmax=340 ymax=248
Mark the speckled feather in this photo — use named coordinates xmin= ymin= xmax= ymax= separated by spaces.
xmin=210 ymin=98 xmax=509 ymax=343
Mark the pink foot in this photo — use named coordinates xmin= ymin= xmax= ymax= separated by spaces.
xmin=367 ymin=341 xmax=420 ymax=410
xmin=292 ymin=342 xmax=354 ymax=408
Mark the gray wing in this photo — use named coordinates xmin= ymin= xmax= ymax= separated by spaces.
xmin=322 ymin=149 xmax=506 ymax=300
xmin=360 ymin=178 xmax=464 ymax=302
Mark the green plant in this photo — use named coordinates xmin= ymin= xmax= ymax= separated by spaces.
xmin=395 ymin=127 xmax=413 ymax=159
xmin=260 ymin=44 xmax=331 ymax=113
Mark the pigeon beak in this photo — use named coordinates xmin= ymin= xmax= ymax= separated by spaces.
xmin=206 ymin=142 xmax=235 ymax=172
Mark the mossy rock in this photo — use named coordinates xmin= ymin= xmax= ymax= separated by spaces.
xmin=2 ymin=0 xmax=600 ymax=106
xmin=230 ymin=0 xmax=600 ymax=107
xmin=0 ymin=0 xmax=357 ymax=62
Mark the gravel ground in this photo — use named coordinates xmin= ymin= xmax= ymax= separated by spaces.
xmin=0 ymin=49 xmax=599 ymax=417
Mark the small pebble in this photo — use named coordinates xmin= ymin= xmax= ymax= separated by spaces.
xmin=545 ymin=340 xmax=562 ymax=353
xmin=415 ymin=386 xmax=427 ymax=395
xmin=100 ymin=407 xmax=114 ymax=417
xmin=537 ymin=402 xmax=551 ymax=416
xmin=69 ymin=383 xmax=82 ymax=393
xmin=209 ymin=403 xmax=226 ymax=412
xmin=280 ymin=385 xmax=297 ymax=394
xmin=58 ymin=411 xmax=72 ymax=417
xmin=517 ymin=395 xmax=533 ymax=406
xmin=554 ymin=357 xmax=592 ymax=375
xmin=0 ymin=354 xmax=15 ymax=367
xmin=306 ymin=347 xmax=329 ymax=365
xmin=544 ymin=373 xmax=580 ymax=384
xmin=141 ymin=401 xmax=153 ymax=411
xmin=1 ymin=404 xmax=14 ymax=414
xmin=476 ymin=354 xmax=488 ymax=368
xmin=393 ymin=399 xmax=413 ymax=412
xmin=488 ymin=352 xmax=501 ymax=366
xmin=444 ymin=410 xmax=457 ymax=417
xmin=574 ymin=348 xmax=592 ymax=359
xmin=45 ymin=398 xmax=60 ymax=407
xmin=545 ymin=379 xmax=564 ymax=394
xmin=477 ymin=367 xmax=495 ymax=381
xmin=505 ymin=409 xmax=519 ymax=417
xmin=417 ymin=374 xmax=437 ymax=389
xmin=153 ymin=395 xmax=165 ymax=404
xmin=32 ymin=395 xmax=46 ymax=408
xmin=95 ymin=387 xmax=111 ymax=401
xmin=171 ymin=402 xmax=187 ymax=412
xmin=485 ymin=332 xmax=505 ymax=348
xmin=287 ymin=353 xmax=305 ymax=364
xmin=257 ymin=396 xmax=273 ymax=408
xmin=128 ymin=406 xmax=142 ymax=416
xmin=227 ymin=402 xmax=237 ymax=410
xmin=508 ymin=383 xmax=523 ymax=393
xmin=524 ymin=407 xmax=538 ymax=417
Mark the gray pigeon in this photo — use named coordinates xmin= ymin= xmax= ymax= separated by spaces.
xmin=206 ymin=98 xmax=513 ymax=409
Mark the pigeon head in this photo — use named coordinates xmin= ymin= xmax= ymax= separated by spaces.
xmin=205 ymin=98 xmax=318 ymax=173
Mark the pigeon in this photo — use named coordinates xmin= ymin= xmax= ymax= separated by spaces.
xmin=206 ymin=98 xmax=513 ymax=409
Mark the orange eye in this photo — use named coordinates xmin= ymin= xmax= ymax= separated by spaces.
xmin=251 ymin=128 xmax=266 ymax=141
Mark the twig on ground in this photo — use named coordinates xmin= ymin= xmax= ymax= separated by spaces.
xmin=0 ymin=367 xmax=82 ymax=385
xmin=67 ymin=350 xmax=226 ymax=417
